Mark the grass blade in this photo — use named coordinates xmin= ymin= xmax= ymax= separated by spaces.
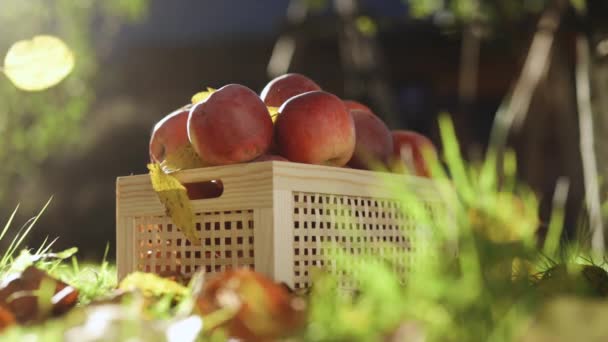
xmin=543 ymin=177 xmax=570 ymax=256
xmin=438 ymin=114 xmax=474 ymax=202
xmin=0 ymin=204 xmax=20 ymax=242
xmin=0 ymin=197 xmax=53 ymax=268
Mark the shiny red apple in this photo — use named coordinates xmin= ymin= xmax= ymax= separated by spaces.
xmin=260 ymin=73 xmax=321 ymax=108
xmin=343 ymin=99 xmax=373 ymax=114
xmin=391 ymin=130 xmax=437 ymax=177
xmin=149 ymin=104 xmax=204 ymax=170
xmin=188 ymin=84 xmax=273 ymax=166
xmin=274 ymin=91 xmax=355 ymax=166
xmin=346 ymin=109 xmax=392 ymax=170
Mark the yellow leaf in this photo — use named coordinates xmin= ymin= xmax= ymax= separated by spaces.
xmin=119 ymin=272 xmax=188 ymax=299
xmin=148 ymin=163 xmax=200 ymax=244
xmin=267 ymin=106 xmax=279 ymax=123
xmin=3 ymin=35 xmax=75 ymax=91
xmin=161 ymin=144 xmax=204 ymax=174
xmin=191 ymin=87 xmax=217 ymax=104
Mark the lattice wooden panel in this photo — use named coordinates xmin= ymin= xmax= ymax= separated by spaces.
xmin=117 ymin=161 xmax=449 ymax=285
xmin=291 ymin=191 xmax=439 ymax=289
xmin=134 ymin=210 xmax=255 ymax=277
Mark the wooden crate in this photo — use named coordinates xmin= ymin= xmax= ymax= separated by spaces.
xmin=116 ymin=161 xmax=447 ymax=289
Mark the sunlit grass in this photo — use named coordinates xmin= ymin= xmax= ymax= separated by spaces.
xmin=53 ymin=256 xmax=117 ymax=306
xmin=304 ymin=113 xmax=607 ymax=341
xmin=1 ymin=113 xmax=607 ymax=341
xmin=0 ymin=199 xmax=117 ymax=307
xmin=0 ymin=198 xmax=52 ymax=277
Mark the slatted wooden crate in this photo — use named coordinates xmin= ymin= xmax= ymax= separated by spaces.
xmin=116 ymin=161 xmax=447 ymax=289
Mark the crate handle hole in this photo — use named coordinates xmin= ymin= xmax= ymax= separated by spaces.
xmin=184 ymin=180 xmax=224 ymax=200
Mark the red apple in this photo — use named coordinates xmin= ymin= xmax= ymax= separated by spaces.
xmin=347 ymin=109 xmax=393 ymax=170
xmin=188 ymin=84 xmax=273 ymax=166
xmin=391 ymin=130 xmax=437 ymax=177
xmin=149 ymin=104 xmax=204 ymax=170
xmin=343 ymin=100 xmax=373 ymax=114
xmin=260 ymin=73 xmax=321 ymax=108
xmin=275 ymin=91 xmax=355 ymax=166
xmin=251 ymin=154 xmax=289 ymax=162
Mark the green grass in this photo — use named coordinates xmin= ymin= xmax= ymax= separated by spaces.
xmin=1 ymin=114 xmax=607 ymax=341
xmin=0 ymin=200 xmax=116 ymax=306
xmin=302 ymin=114 xmax=608 ymax=342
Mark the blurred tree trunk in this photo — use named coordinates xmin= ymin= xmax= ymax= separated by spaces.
xmin=334 ymin=0 xmax=400 ymax=127
xmin=516 ymin=33 xmax=584 ymax=240
xmin=586 ymin=0 xmax=608 ymax=232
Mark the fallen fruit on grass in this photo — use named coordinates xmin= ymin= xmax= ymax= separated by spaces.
xmin=149 ymin=104 xmax=204 ymax=172
xmin=260 ymin=73 xmax=321 ymax=108
xmin=196 ymin=269 xmax=306 ymax=341
xmin=0 ymin=305 xmax=15 ymax=332
xmin=188 ymin=84 xmax=273 ymax=166
xmin=0 ymin=266 xmax=78 ymax=323
xmin=275 ymin=91 xmax=355 ymax=166
xmin=391 ymin=130 xmax=437 ymax=177
xmin=347 ymin=109 xmax=392 ymax=170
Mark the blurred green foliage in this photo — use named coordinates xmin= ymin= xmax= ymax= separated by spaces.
xmin=304 ymin=1 xmax=583 ymax=31
xmin=303 ymin=0 xmax=552 ymax=20
xmin=0 ymin=0 xmax=148 ymax=199
xmin=408 ymin=0 xmax=548 ymax=22
xmin=304 ymin=114 xmax=608 ymax=341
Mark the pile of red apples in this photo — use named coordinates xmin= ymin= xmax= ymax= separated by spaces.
xmin=149 ymin=73 xmax=437 ymax=178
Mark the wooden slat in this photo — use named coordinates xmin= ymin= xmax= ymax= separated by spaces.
xmin=272 ymin=190 xmax=295 ymax=287
xmin=116 ymin=163 xmax=275 ymax=216
xmin=116 ymin=216 xmax=133 ymax=280
xmin=254 ymin=208 xmax=275 ymax=278
xmin=271 ymin=161 xmax=442 ymax=200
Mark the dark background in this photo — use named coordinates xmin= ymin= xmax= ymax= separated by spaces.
xmin=2 ymin=0 xmax=584 ymax=260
